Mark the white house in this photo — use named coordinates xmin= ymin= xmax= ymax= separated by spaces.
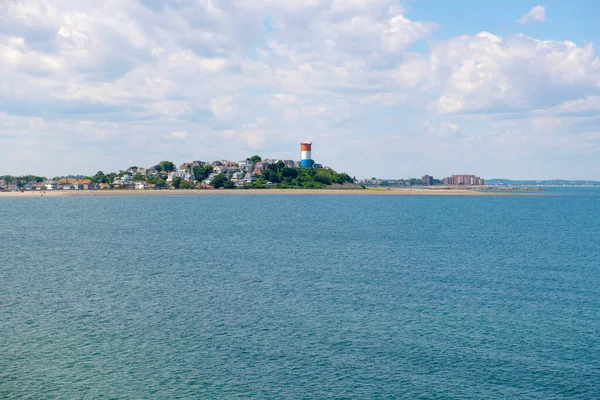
xmin=43 ymin=180 xmax=57 ymax=190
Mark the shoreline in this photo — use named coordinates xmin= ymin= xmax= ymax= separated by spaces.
xmin=0 ymin=188 xmax=545 ymax=197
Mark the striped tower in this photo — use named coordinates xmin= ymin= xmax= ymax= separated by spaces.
xmin=301 ymin=142 xmax=313 ymax=168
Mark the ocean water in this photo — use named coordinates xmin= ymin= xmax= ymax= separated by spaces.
xmin=1 ymin=191 xmax=599 ymax=399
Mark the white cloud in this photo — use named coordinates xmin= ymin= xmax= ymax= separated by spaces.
xmin=269 ymin=93 xmax=298 ymax=106
xmin=417 ymin=33 xmax=600 ymax=114
xmin=421 ymin=121 xmax=462 ymax=138
xmin=167 ymin=131 xmax=189 ymax=139
xmin=0 ymin=0 xmax=599 ymax=179
xmin=209 ymin=96 xmax=246 ymax=121
xmin=518 ymin=6 xmax=546 ymax=25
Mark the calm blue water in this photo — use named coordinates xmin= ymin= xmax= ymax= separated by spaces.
xmin=1 ymin=191 xmax=599 ymax=398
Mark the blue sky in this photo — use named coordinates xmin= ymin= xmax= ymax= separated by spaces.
xmin=1 ymin=0 xmax=599 ymax=179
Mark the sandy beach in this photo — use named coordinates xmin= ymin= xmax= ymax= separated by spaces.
xmin=0 ymin=188 xmax=544 ymax=197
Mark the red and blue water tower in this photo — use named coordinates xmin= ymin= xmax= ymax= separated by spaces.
xmin=301 ymin=142 xmax=313 ymax=168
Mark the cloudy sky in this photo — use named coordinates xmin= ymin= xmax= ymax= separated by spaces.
xmin=1 ymin=0 xmax=599 ymax=179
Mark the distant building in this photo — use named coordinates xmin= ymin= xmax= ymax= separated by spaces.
xmin=422 ymin=175 xmax=433 ymax=185
xmin=443 ymin=174 xmax=484 ymax=186
xmin=43 ymin=180 xmax=57 ymax=190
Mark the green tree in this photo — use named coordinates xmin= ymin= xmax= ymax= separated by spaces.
xmin=93 ymin=171 xmax=108 ymax=183
xmin=313 ymin=171 xmax=331 ymax=185
xmin=223 ymin=179 xmax=235 ymax=189
xmin=147 ymin=175 xmax=166 ymax=186
xmin=171 ymin=177 xmax=182 ymax=188
xmin=131 ymin=173 xmax=145 ymax=182
xmin=250 ymin=155 xmax=262 ymax=164
xmin=179 ymin=180 xmax=193 ymax=189
xmin=210 ymin=174 xmax=227 ymax=188
xmin=155 ymin=161 xmax=175 ymax=172
xmin=282 ymin=167 xmax=298 ymax=179
xmin=193 ymin=164 xmax=213 ymax=182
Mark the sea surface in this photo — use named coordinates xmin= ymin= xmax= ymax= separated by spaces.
xmin=1 ymin=189 xmax=599 ymax=399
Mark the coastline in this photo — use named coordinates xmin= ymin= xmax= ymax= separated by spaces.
xmin=0 ymin=188 xmax=545 ymax=197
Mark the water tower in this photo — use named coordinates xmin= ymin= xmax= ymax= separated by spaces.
xmin=301 ymin=142 xmax=313 ymax=168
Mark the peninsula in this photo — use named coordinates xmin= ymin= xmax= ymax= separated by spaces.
xmin=0 ymin=154 xmax=540 ymax=196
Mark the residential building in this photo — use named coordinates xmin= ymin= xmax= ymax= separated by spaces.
xmin=422 ymin=175 xmax=434 ymax=185
xmin=58 ymin=178 xmax=78 ymax=186
xmin=244 ymin=172 xmax=257 ymax=185
xmin=43 ymin=180 xmax=57 ymax=190
xmin=239 ymin=163 xmax=253 ymax=173
xmin=443 ymin=174 xmax=484 ymax=186
xmin=80 ymin=179 xmax=95 ymax=190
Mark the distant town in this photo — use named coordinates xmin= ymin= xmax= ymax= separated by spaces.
xmin=0 ymin=157 xmax=486 ymax=192
xmin=0 ymin=156 xmax=353 ymax=191
xmin=0 ymin=141 xmax=490 ymax=192
xmin=3 ymin=142 xmax=597 ymax=193
xmin=359 ymin=174 xmax=485 ymax=188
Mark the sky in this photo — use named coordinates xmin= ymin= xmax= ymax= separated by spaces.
xmin=1 ymin=0 xmax=599 ymax=180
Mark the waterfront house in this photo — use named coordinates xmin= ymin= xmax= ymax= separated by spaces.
xmin=43 ymin=180 xmax=57 ymax=190
xmin=76 ymin=179 xmax=93 ymax=190
xmin=58 ymin=178 xmax=78 ymax=186
xmin=112 ymin=175 xmax=132 ymax=187
xmin=22 ymin=181 xmax=37 ymax=190
xmin=244 ymin=172 xmax=257 ymax=185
